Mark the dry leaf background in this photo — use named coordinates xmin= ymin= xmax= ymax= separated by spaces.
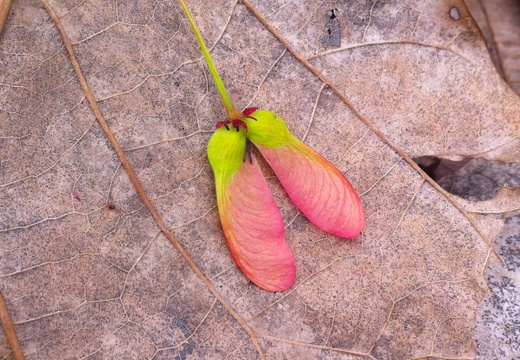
xmin=0 ymin=0 xmax=519 ymax=359
xmin=465 ymin=0 xmax=520 ymax=96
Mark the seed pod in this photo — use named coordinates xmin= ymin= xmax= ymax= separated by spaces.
xmin=207 ymin=126 xmax=296 ymax=291
xmin=244 ymin=110 xmax=364 ymax=239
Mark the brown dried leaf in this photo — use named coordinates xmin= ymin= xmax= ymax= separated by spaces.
xmin=465 ymin=0 xmax=520 ymax=95
xmin=1 ymin=0 xmax=518 ymax=359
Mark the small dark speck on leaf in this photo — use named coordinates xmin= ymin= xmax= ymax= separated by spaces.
xmin=107 ymin=203 xmax=116 ymax=210
xmin=71 ymin=192 xmax=81 ymax=201
xmin=450 ymin=7 xmax=461 ymax=20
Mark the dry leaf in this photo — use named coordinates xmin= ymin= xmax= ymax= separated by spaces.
xmin=1 ymin=0 xmax=518 ymax=359
xmin=465 ymin=0 xmax=520 ymax=95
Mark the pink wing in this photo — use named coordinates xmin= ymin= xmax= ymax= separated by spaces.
xmin=217 ymin=155 xmax=296 ymax=292
xmin=257 ymin=141 xmax=364 ymax=239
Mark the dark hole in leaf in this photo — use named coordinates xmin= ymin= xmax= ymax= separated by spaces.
xmin=414 ymin=156 xmax=520 ymax=201
xmin=328 ymin=8 xmax=338 ymax=20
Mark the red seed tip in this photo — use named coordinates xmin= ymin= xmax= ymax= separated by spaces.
xmin=231 ymin=119 xmax=248 ymax=132
xmin=216 ymin=120 xmax=231 ymax=129
xmin=242 ymin=107 xmax=258 ymax=117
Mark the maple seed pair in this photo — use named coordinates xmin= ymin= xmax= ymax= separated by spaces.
xmin=215 ymin=107 xmax=258 ymax=132
xmin=177 ymin=0 xmax=363 ymax=293
xmin=207 ymin=109 xmax=365 ymax=292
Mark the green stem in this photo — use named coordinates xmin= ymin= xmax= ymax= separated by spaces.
xmin=178 ymin=0 xmax=240 ymax=119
